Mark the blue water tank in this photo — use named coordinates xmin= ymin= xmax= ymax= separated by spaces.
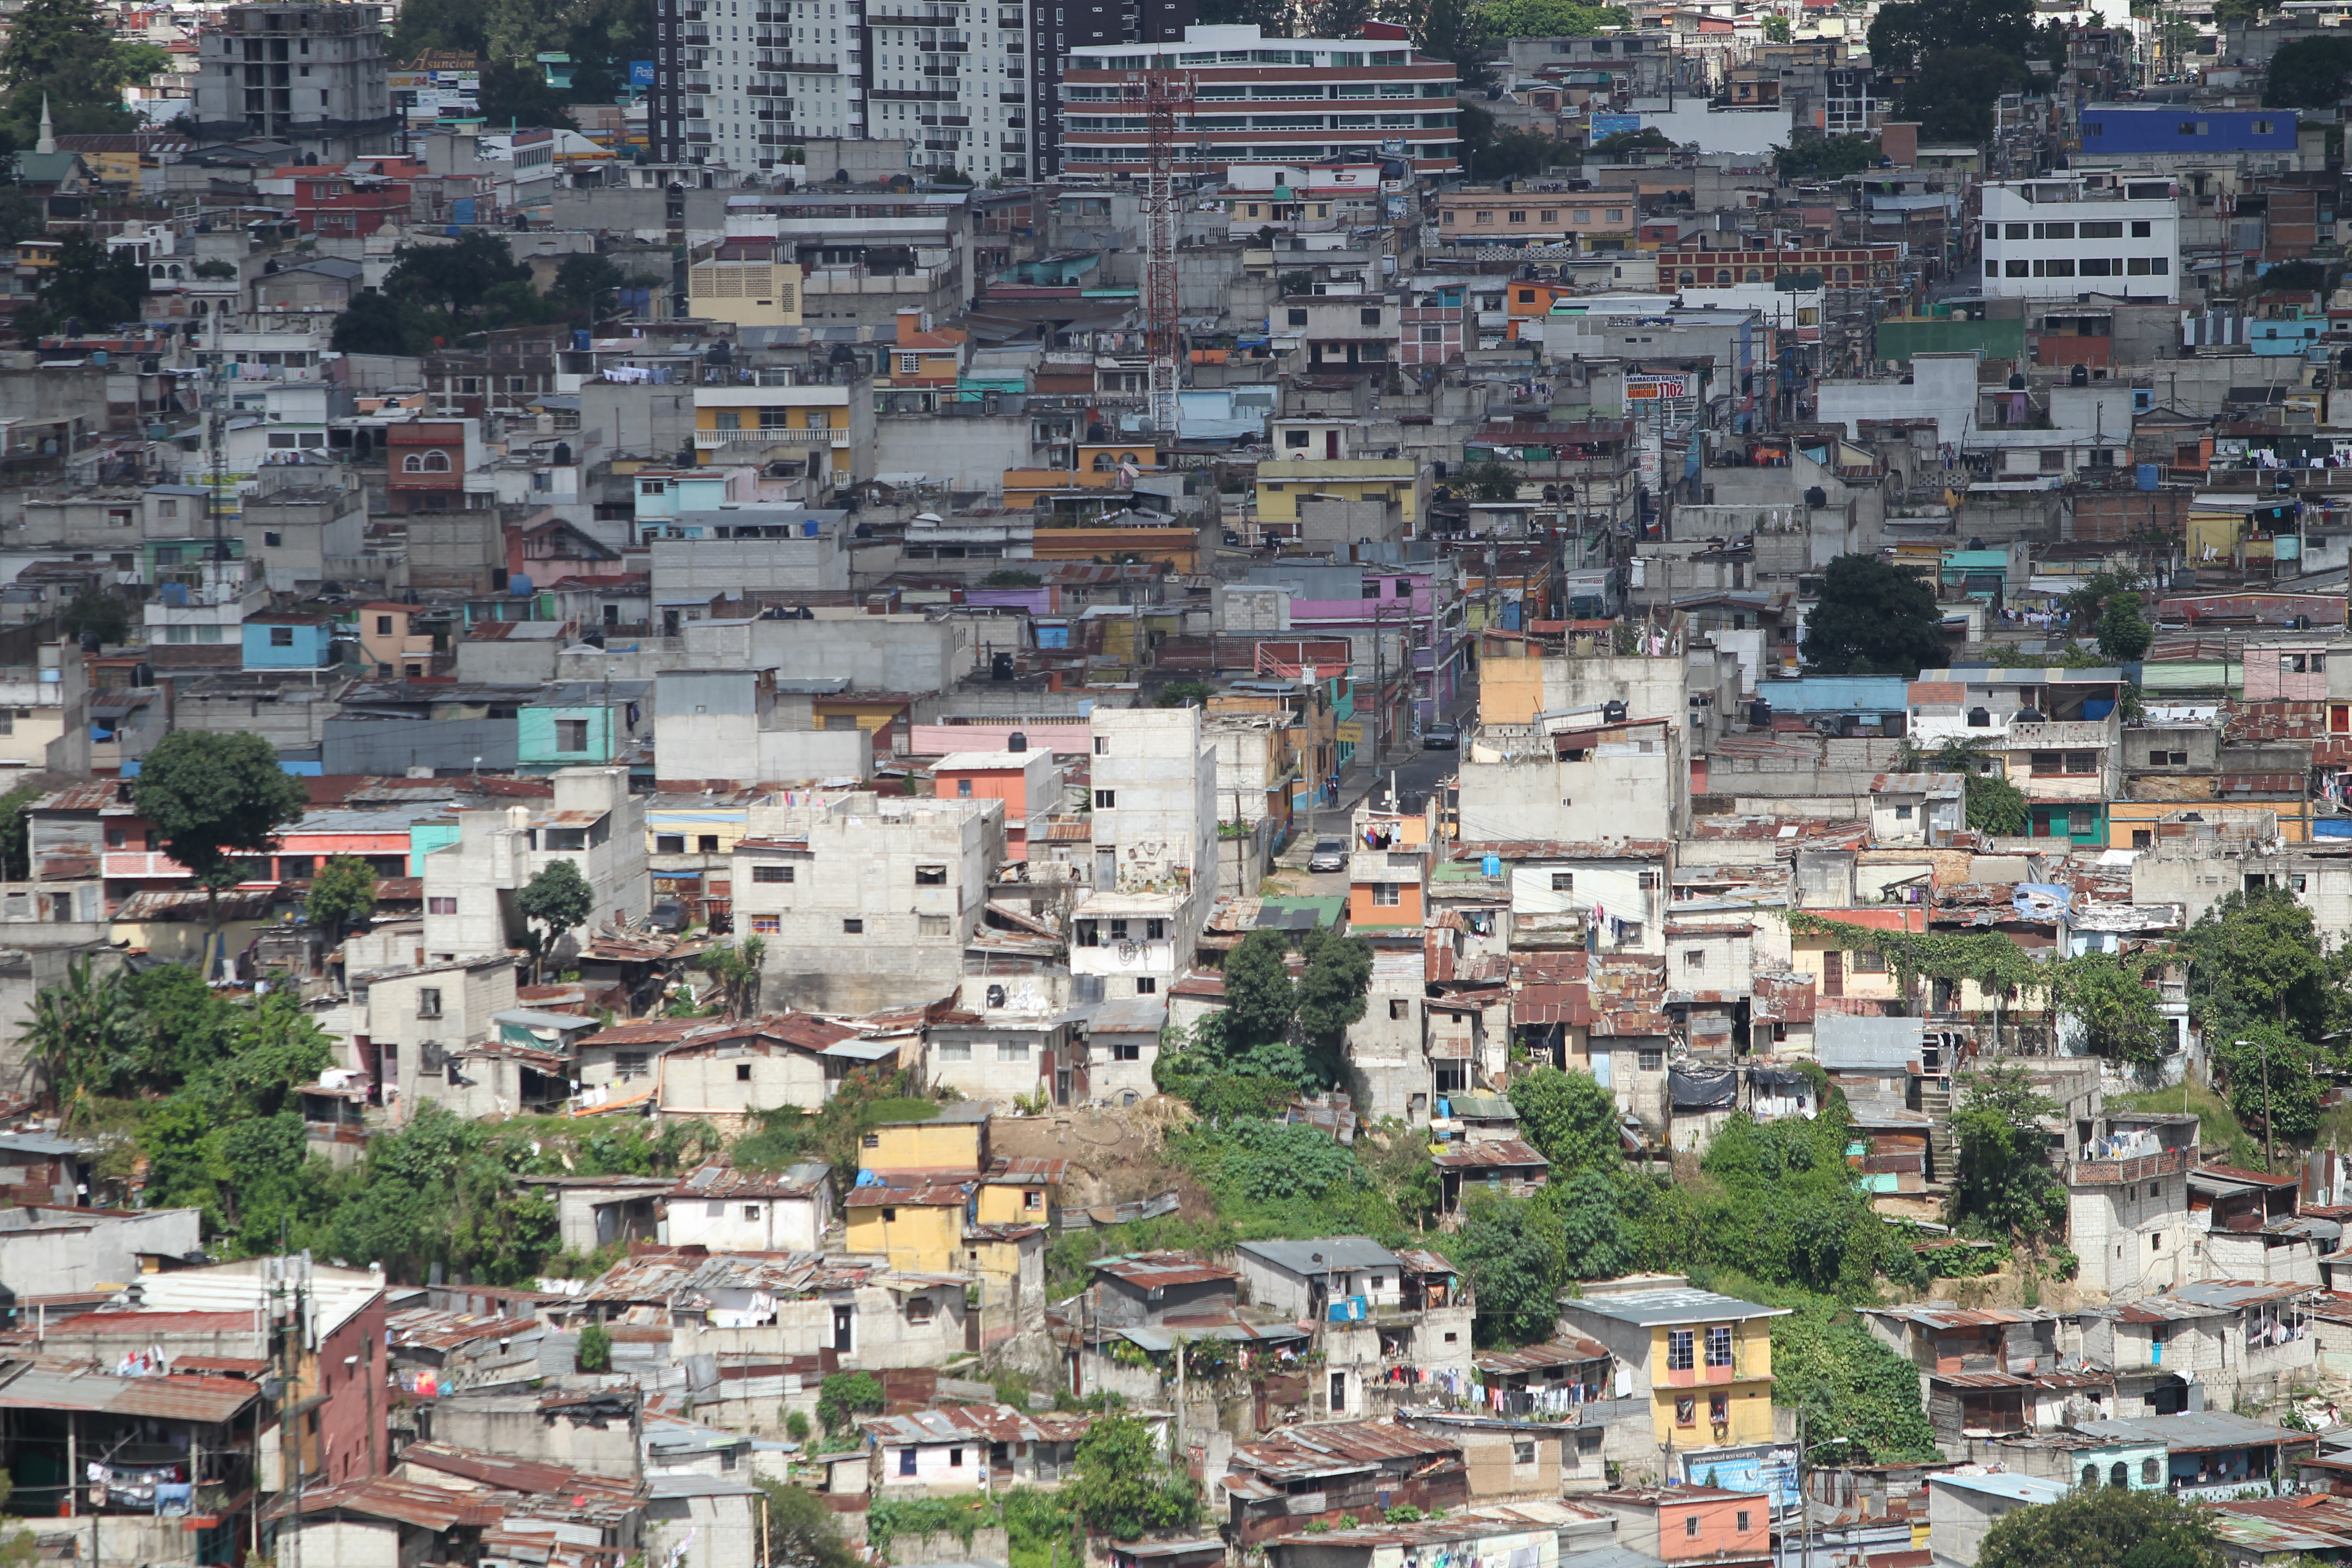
xmin=159 ymin=583 xmax=186 ymax=606
xmin=509 ymin=573 xmax=532 ymax=595
xmin=802 ymin=519 xmax=819 ymax=537
xmin=573 ymin=330 xmax=591 ymax=351
xmin=2137 ymin=464 xmax=2160 ymax=490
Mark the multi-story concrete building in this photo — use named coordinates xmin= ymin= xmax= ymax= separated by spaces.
xmin=1058 ymin=24 xmax=1460 ymax=176
xmin=1069 ymin=705 xmax=1217 ymax=1007
xmin=730 ymin=791 xmax=1006 ymax=1012
xmin=1980 ymin=175 xmax=2180 ymax=304
xmin=419 ymin=767 xmax=651 ymax=965
xmin=191 ymin=3 xmax=396 ymax=160
xmin=648 ymin=0 xmax=1194 ymax=179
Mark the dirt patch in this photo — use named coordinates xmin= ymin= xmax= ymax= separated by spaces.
xmin=990 ymin=1098 xmax=1206 ymax=1213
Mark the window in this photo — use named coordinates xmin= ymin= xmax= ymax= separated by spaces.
xmin=736 ymin=1063 xmax=753 ymax=1081
xmin=1075 ymin=920 xmax=1098 ymax=947
xmin=1550 ymin=871 xmax=1573 ymax=891
xmin=753 ymin=864 xmax=793 ymax=883
xmin=1684 ymin=1514 xmax=1701 ymax=1539
xmin=1685 ymin=949 xmax=1705 ymax=968
xmin=656 ymin=834 xmax=686 ymax=854
xmin=1390 ymin=998 xmax=1410 ymax=1019
xmin=751 ymin=914 xmax=781 ymax=934
xmin=949 ymin=1448 xmax=965 ymax=1468
xmin=999 ymin=1040 xmax=1029 ymax=1061
xmin=1135 ymin=977 xmax=1157 ymax=994
xmin=2143 ymin=1458 xmax=2160 ymax=1484
xmin=915 ymin=863 xmax=947 ymax=885
xmin=1638 ymin=1047 xmax=1665 ymax=1071
xmin=1094 ymin=789 xmax=1116 ymax=809
xmin=615 ymin=1051 xmax=649 ymax=1080
xmin=843 ymin=918 xmax=864 ymax=933
xmin=1706 ymin=1324 xmax=1733 ymax=1366
xmin=957 ymin=779 xmax=973 ymax=796
xmin=416 ymin=988 xmax=442 ymax=1018
xmin=1373 ymin=882 xmax=1401 ymax=906
xmin=1853 ymin=949 xmax=1886 ymax=973
xmin=1737 ymin=1511 xmax=1751 ymax=1532
xmin=428 ymin=896 xmax=456 ymax=915
xmin=1146 ymin=919 xmax=1165 ymax=940
xmin=1513 ymin=1441 xmax=1536 ymax=1464
xmin=919 ymin=914 xmax=951 ymax=936
xmin=1359 ymin=307 xmax=1381 ymax=326
xmin=1709 ymin=1392 xmax=1729 ymax=1424
xmin=1093 ymin=735 xmax=1110 ymax=755
xmin=556 ymin=719 xmax=590 ymax=751
xmin=269 ymin=625 xmax=294 ymax=648
xmin=1287 ymin=307 xmax=1307 ymax=325
xmin=1113 ymin=1042 xmax=1141 ymax=1061
xmin=1668 ymin=1328 xmax=1695 ymax=1370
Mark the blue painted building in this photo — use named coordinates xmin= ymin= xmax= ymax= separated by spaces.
xmin=242 ymin=611 xmax=336 ymax=669
xmin=2076 ymin=106 xmax=2298 ymax=156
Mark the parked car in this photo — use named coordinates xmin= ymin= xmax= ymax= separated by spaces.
xmin=1308 ymin=837 xmax=1348 ymax=872
xmin=1423 ymin=722 xmax=1460 ymax=749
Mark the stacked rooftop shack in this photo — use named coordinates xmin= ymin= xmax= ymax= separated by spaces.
xmin=17 ymin=0 xmax=2352 ymax=1566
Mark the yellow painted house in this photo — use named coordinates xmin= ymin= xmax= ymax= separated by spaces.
xmin=974 ymin=1157 xmax=1064 ymax=1226
xmin=1557 ymin=1282 xmax=1791 ymax=1450
xmin=844 ymin=1183 xmax=968 ymax=1272
xmin=692 ymin=383 xmax=865 ymax=477
xmin=1254 ymin=456 xmax=1425 ymax=529
xmin=859 ymin=1101 xmax=991 ymax=1178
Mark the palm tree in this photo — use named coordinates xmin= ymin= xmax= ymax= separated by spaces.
xmin=23 ymin=956 xmax=137 ymax=1111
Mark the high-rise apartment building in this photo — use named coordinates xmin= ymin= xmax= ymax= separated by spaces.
xmin=650 ymin=0 xmax=1191 ymax=177
xmin=192 ymin=3 xmax=397 ymax=161
xmin=1057 ymin=23 xmax=1459 ymax=177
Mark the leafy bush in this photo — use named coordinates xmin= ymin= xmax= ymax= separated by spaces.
xmin=817 ymin=1371 xmax=884 ymax=1435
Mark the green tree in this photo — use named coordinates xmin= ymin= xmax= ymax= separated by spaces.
xmin=2211 ymin=1024 xmax=2324 ymax=1153
xmin=1222 ymin=927 xmax=1296 ymax=1053
xmin=1801 ymin=554 xmax=1946 ymax=676
xmin=305 ymin=855 xmax=379 ymax=944
xmin=1064 ymin=1414 xmax=1200 ymax=1539
xmin=2097 ymin=592 xmax=2153 ymax=662
xmin=0 ymin=0 xmax=137 ymax=142
xmin=1474 ymin=0 xmax=1628 ymax=33
xmin=386 ymin=233 xmax=534 ymax=331
xmin=1303 ymin=0 xmax=1371 ymax=39
xmin=1415 ymin=0 xmax=1491 ymax=85
xmin=1457 ymin=462 xmax=1524 ymax=502
xmin=576 ymin=1322 xmax=612 ymax=1371
xmin=1591 ymin=127 xmax=1675 ymax=156
xmin=1976 ymin=1485 xmax=2222 ymax=1568
xmin=1448 ymin=1189 xmax=1564 ymax=1346
xmin=1294 ymin=927 xmax=1372 ymax=1068
xmin=1761 ymin=12 xmax=1790 ymax=38
xmin=59 ymin=588 xmax=127 ymax=645
xmin=133 ymin=730 xmax=309 ymax=954
xmin=477 ymin=56 xmax=578 ymax=127
xmin=753 ymin=1478 xmax=861 ymax=1568
xmin=1770 ymin=1300 xmax=1942 ymax=1463
xmin=700 ymin=937 xmax=767 ymax=1018
xmin=1197 ymin=0 xmax=1293 ymax=28
xmin=22 ymin=954 xmax=136 ymax=1107
xmin=549 ymin=252 xmax=626 ymax=311
xmin=1535 ymin=1167 xmax=1637 ymax=1279
xmin=1964 ymin=769 xmax=2029 ymax=835
xmin=0 ymin=781 xmax=38 ymax=881
xmin=517 ymin=859 xmax=596 ymax=982
xmin=331 ymin=291 xmax=419 ymax=356
xmin=1774 ymin=133 xmax=1881 ymax=179
xmin=1867 ymin=0 xmax=2034 ymax=72
xmin=1949 ymin=1063 xmax=2066 ymax=1240
xmin=390 ymin=0 xmax=488 ymax=57
xmin=20 ymin=230 xmax=146 ymax=338
xmin=816 ymin=1371 xmax=884 ymax=1435
xmin=1506 ymin=1067 xmax=1620 ymax=1177
xmin=2051 ymin=952 xmax=2166 ymax=1067
xmin=1890 ymin=46 xmax=2029 ymax=144
xmin=2264 ymin=32 xmax=2352 ymax=106
xmin=2179 ymin=887 xmax=2338 ymax=1038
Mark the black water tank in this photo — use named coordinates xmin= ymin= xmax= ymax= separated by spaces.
xmin=552 ymin=441 xmax=572 ymax=466
xmin=78 ymin=631 xmax=100 ymax=654
xmin=2016 ymin=706 xmax=2045 ymax=724
xmin=991 ymin=651 xmax=1016 ymax=680
xmin=2071 ymin=363 xmax=2089 ymax=386
xmin=1750 ymin=698 xmax=1772 ymax=728
xmin=2008 ymin=371 xmax=2027 ymax=390
xmin=1602 ymin=698 xmax=1628 ymax=723
xmin=1007 ymin=731 xmax=1028 ymax=752
xmin=132 ymin=662 xmax=151 ymax=686
xmin=1804 ymin=485 xmax=1827 ymax=509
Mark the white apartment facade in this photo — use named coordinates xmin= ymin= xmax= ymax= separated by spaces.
xmin=1980 ymin=175 xmax=2180 ymax=304
xmin=1070 ymin=706 xmax=1218 ymax=1003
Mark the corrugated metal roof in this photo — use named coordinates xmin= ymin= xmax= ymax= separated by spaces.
xmin=0 ymin=1364 xmax=260 ymax=1422
xmin=859 ymin=1403 xmax=1098 ymax=1445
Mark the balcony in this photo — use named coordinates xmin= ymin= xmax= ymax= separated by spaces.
xmin=694 ymin=428 xmax=851 ymax=448
xmin=2063 ymin=1146 xmax=2188 ymax=1185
